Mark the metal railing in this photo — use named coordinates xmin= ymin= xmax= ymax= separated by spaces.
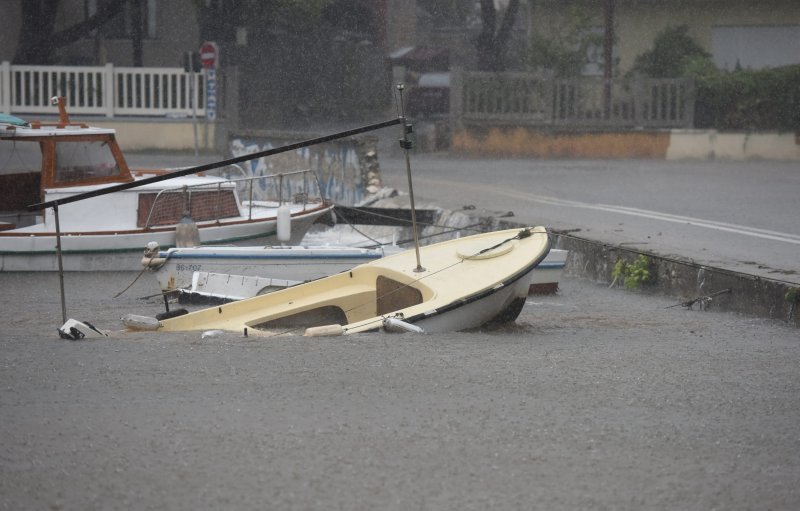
xmin=1 ymin=62 xmax=206 ymax=118
xmin=143 ymin=168 xmax=324 ymax=230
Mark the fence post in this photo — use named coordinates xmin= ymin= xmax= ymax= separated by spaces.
xmin=449 ymin=66 xmax=463 ymax=137
xmin=631 ymin=77 xmax=643 ymax=128
xmin=1 ymin=61 xmax=10 ymax=114
xmin=103 ymin=62 xmax=115 ymax=118
xmin=682 ymin=76 xmax=695 ymax=128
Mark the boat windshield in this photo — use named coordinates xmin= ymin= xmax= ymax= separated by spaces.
xmin=0 ymin=139 xmax=42 ymax=174
xmin=54 ymin=139 xmax=122 ymax=184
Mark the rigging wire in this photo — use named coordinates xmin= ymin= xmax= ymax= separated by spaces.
xmin=331 ymin=202 xmax=488 ymax=248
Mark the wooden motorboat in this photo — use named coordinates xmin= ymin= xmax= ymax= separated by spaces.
xmin=131 ymin=226 xmax=551 ymax=335
xmin=0 ymin=98 xmax=331 ymax=271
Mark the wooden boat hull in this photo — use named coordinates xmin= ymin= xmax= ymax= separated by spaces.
xmin=151 ymin=227 xmax=551 ymax=335
xmin=0 ymin=203 xmax=331 ymax=271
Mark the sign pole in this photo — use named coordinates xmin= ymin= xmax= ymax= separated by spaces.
xmin=183 ymin=51 xmax=201 ymax=159
xmin=191 ymin=66 xmax=198 ymax=158
xmin=200 ymin=42 xmax=219 ymax=144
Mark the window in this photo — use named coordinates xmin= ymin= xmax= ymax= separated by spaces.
xmin=86 ymin=0 xmax=158 ymax=39
xmin=54 ymin=140 xmax=121 ymax=184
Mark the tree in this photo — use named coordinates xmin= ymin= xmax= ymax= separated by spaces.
xmin=526 ymin=5 xmax=603 ymax=77
xmin=417 ymin=0 xmax=475 ymax=27
xmin=475 ymin=0 xmax=522 ymax=71
xmin=13 ymin=0 xmax=125 ymax=64
xmin=418 ymin=0 xmax=525 ymax=72
xmin=629 ymin=25 xmax=711 ymax=78
xmin=194 ymin=0 xmax=345 ymax=44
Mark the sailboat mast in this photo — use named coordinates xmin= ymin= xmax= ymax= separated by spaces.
xmin=396 ymin=83 xmax=425 ymax=273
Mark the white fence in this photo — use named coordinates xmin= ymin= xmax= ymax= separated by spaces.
xmin=0 ymin=62 xmax=206 ymax=118
xmin=450 ymin=68 xmax=695 ymax=129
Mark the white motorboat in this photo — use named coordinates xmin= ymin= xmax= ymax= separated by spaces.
xmin=0 ymin=98 xmax=331 ymax=271
xmin=144 ymin=243 xmax=395 ymax=296
xmin=529 ymin=248 xmax=568 ymax=294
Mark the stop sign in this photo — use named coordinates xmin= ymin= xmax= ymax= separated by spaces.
xmin=199 ymin=42 xmax=218 ymax=69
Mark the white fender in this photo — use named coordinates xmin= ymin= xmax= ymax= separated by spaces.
xmin=382 ymin=318 xmax=425 ymax=334
xmin=277 ymin=204 xmax=292 ymax=242
xmin=122 ymin=314 xmax=160 ymax=331
xmin=304 ymin=324 xmax=344 ymax=337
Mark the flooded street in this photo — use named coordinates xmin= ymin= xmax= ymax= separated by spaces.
xmin=2 ymin=270 xmax=798 ymax=510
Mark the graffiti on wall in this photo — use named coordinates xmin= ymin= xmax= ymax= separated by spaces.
xmin=228 ymin=136 xmax=381 ymax=207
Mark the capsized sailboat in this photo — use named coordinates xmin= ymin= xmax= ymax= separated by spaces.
xmin=129 ymin=226 xmax=551 ymax=335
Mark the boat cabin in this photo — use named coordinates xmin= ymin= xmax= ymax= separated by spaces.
xmin=0 ymin=98 xmax=134 ymax=227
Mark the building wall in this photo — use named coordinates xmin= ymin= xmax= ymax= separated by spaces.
xmin=529 ymin=0 xmax=800 ymax=73
xmin=0 ymin=0 xmax=22 ymax=63
xmin=0 ymin=0 xmax=199 ymax=66
xmin=62 ymin=1 xmax=200 ymax=67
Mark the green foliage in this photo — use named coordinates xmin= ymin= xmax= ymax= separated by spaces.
xmin=418 ymin=0 xmax=475 ymax=26
xmin=612 ymin=255 xmax=653 ymax=290
xmin=694 ymin=65 xmax=800 ymax=132
xmin=526 ymin=6 xmax=603 ymax=77
xmin=629 ymin=25 xmax=712 ymax=78
xmin=630 ymin=25 xmax=800 ymax=131
xmin=786 ymin=288 xmax=800 ymax=304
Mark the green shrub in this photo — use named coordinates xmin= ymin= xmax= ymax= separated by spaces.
xmin=694 ymin=65 xmax=800 ymax=132
xmin=630 ymin=24 xmax=800 ymax=131
xmin=629 ymin=25 xmax=711 ymax=78
xmin=611 ymin=255 xmax=653 ymax=290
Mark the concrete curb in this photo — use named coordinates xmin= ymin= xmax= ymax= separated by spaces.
xmin=386 ymin=201 xmax=798 ymax=328
xmin=486 ymin=218 xmax=800 ymax=328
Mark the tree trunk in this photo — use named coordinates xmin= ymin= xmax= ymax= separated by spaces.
xmin=13 ymin=0 xmax=60 ymax=64
xmin=13 ymin=0 xmax=126 ymax=64
xmin=475 ymin=0 xmax=521 ymax=72
xmin=475 ymin=0 xmax=498 ymax=71
xmin=131 ymin=0 xmax=144 ymax=66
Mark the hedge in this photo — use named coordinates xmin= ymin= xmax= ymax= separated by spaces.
xmin=694 ymin=65 xmax=800 ymax=132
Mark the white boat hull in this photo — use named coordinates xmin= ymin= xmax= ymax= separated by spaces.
xmin=409 ymin=265 xmax=535 ymax=333
xmin=0 ymin=205 xmax=330 ymax=271
xmin=150 ymin=244 xmax=390 ymax=293
xmin=529 ymin=248 xmax=568 ymax=294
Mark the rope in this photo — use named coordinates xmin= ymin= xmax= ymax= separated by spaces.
xmin=330 ymin=208 xmax=384 ymax=247
xmin=114 ymin=265 xmax=148 ymax=298
xmin=114 ymin=254 xmax=158 ymax=298
xmin=332 ymin=202 xmax=488 ymax=250
xmin=334 ymin=202 xmax=486 ymax=233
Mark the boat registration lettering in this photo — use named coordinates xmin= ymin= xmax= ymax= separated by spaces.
xmin=176 ymin=263 xmax=203 ymax=272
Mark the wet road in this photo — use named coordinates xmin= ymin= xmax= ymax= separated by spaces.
xmin=125 ymin=149 xmax=800 ymax=283
xmin=380 ymin=155 xmax=800 ymax=284
xmin=5 ymin=150 xmax=790 ymax=509
xmin=1 ymin=271 xmax=798 ymax=510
